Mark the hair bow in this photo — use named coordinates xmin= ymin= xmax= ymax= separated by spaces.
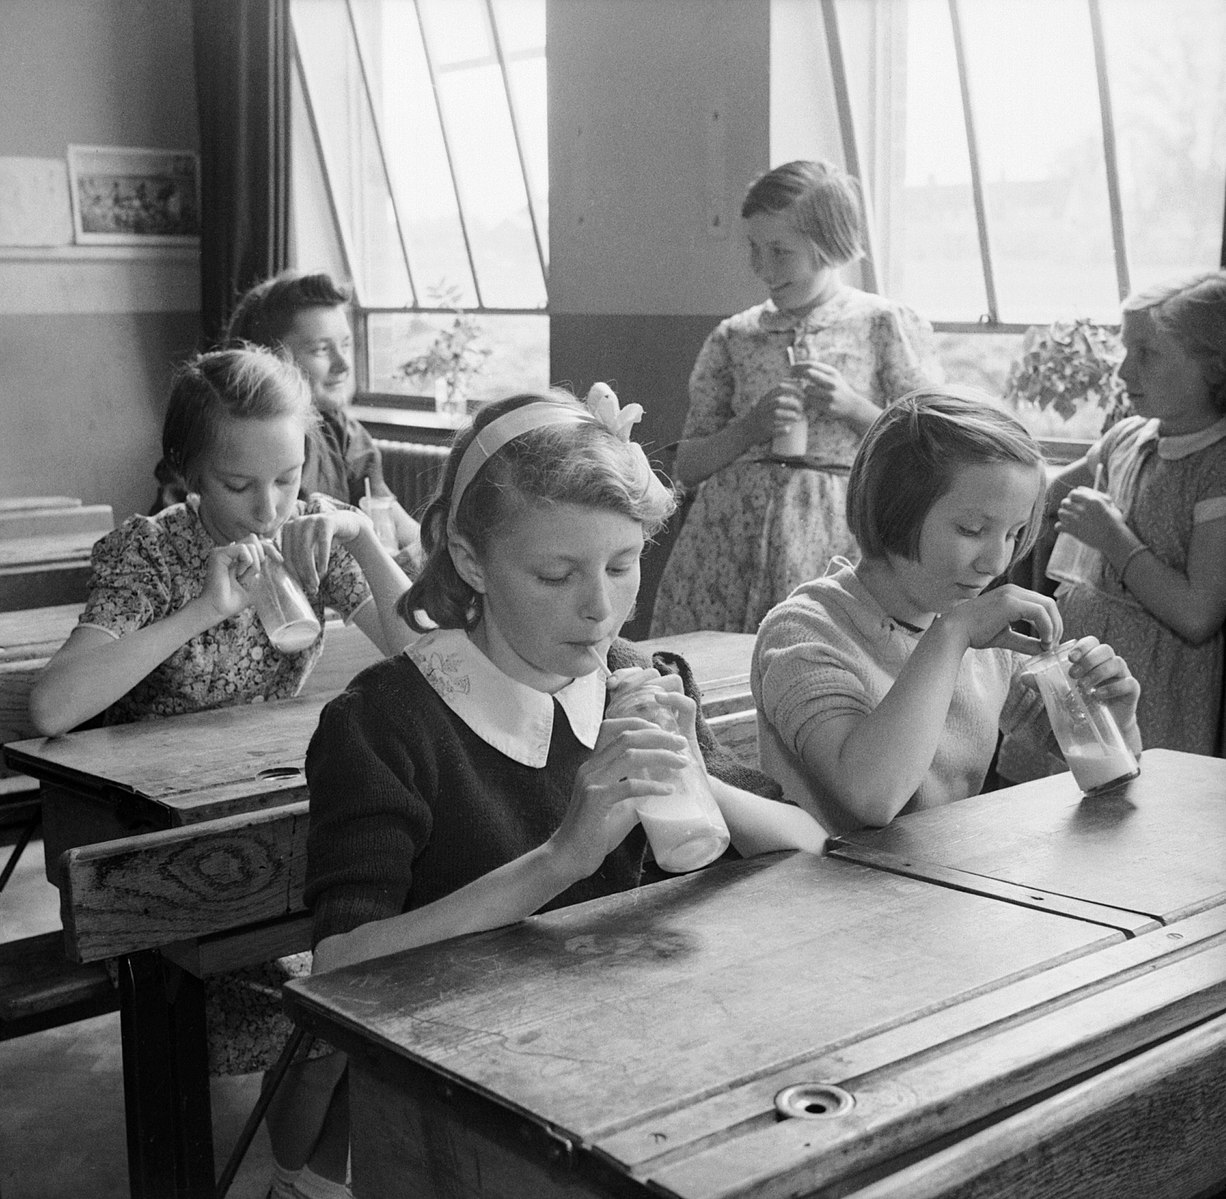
xmin=584 ymin=382 xmax=644 ymax=442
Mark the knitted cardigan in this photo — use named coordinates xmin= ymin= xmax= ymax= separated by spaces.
xmin=304 ymin=638 xmax=779 ymax=946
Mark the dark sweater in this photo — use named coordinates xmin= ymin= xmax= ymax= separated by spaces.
xmin=304 ymin=639 xmax=779 ymax=946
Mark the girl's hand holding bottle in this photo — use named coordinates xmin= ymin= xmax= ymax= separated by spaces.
xmin=547 ymin=703 xmax=692 ymax=879
xmin=1051 ymin=635 xmax=1142 ymax=749
xmin=743 ymin=384 xmax=807 ymax=450
xmin=789 ymin=357 xmax=879 ymax=430
xmin=1055 ymin=486 xmax=1130 ymax=561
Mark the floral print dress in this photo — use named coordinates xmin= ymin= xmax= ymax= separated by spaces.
xmin=80 ymin=494 xmax=372 ymax=723
xmin=1057 ymin=415 xmax=1226 ymax=755
xmin=650 ymin=288 xmax=939 ymax=636
xmin=81 ymin=494 xmax=374 ymax=1074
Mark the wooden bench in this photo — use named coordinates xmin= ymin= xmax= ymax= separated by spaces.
xmin=0 ymin=929 xmax=117 ymax=1040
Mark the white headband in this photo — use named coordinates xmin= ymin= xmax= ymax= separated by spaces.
xmin=447 ymin=385 xmax=644 ymax=528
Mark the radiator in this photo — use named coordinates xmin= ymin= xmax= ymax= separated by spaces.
xmin=375 ymin=439 xmax=450 ymax=519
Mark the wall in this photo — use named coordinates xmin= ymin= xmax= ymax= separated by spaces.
xmin=0 ymin=0 xmax=201 ymax=523
xmin=548 ymin=0 xmax=771 ymax=634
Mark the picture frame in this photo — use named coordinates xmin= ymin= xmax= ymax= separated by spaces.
xmin=67 ymin=145 xmax=201 ymax=246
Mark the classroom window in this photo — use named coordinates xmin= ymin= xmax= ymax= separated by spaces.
xmin=823 ymin=0 xmax=1226 ymax=442
xmin=289 ymin=0 xmax=549 ymax=407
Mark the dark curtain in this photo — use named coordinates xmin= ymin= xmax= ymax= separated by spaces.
xmin=193 ymin=0 xmax=292 ymax=346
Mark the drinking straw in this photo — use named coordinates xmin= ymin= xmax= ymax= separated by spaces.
xmin=588 ymin=645 xmax=611 ymax=679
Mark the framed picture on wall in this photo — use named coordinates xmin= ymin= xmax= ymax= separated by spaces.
xmin=67 ymin=145 xmax=201 ymax=246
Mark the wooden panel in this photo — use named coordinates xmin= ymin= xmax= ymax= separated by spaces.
xmin=835 ymin=1012 xmax=1226 ymax=1199
xmin=0 ymin=497 xmax=81 ymax=513
xmin=286 ymin=853 xmax=1123 ymax=1146
xmin=645 ymin=913 xmax=1226 ymax=1198
xmin=0 ymin=602 xmax=82 ymax=661
xmin=0 ymin=503 xmax=112 ymax=540
xmin=60 ymin=800 xmax=310 ymax=963
xmin=0 ymin=529 xmax=104 ymax=568
xmin=0 ymin=560 xmax=92 ymax=611
xmin=829 ymin=749 xmax=1226 ymax=926
xmin=292 ymin=882 xmax=1226 ymax=1199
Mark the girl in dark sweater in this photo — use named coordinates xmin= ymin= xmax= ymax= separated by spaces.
xmin=272 ymin=387 xmax=826 ymax=1198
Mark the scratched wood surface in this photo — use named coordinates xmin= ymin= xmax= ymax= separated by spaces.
xmin=830 ymin=749 xmax=1226 ymax=926
xmin=60 ymin=800 xmax=311 ymax=964
xmin=286 ymin=853 xmax=1123 ymax=1147
xmin=286 ymin=853 xmax=1226 ymax=1199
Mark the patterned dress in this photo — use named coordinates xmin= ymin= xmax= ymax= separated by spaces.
xmin=649 ymin=287 xmax=939 ymax=637
xmin=1057 ymin=415 xmax=1226 ymax=755
xmin=80 ymin=494 xmax=373 ymax=723
xmin=81 ymin=494 xmax=374 ymax=1074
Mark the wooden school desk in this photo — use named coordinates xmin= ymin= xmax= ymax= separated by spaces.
xmin=0 ymin=500 xmax=113 ymax=612
xmin=7 ymin=629 xmax=757 ymax=1199
xmin=4 ymin=629 xmax=754 ymax=883
xmin=284 ymin=750 xmax=1226 ymax=1199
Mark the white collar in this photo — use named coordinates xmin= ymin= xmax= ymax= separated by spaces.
xmin=1157 ymin=414 xmax=1226 ymax=460
xmin=407 ymin=628 xmax=605 ymax=767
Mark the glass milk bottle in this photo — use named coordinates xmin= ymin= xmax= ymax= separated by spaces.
xmin=605 ymin=670 xmax=731 ymax=872
xmin=772 ymin=345 xmax=809 ymax=458
xmin=249 ymin=553 xmax=322 ymax=653
xmin=1021 ymin=641 xmax=1139 ymax=795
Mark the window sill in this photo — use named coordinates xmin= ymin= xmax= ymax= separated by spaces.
xmin=353 ymin=398 xmax=468 ymax=443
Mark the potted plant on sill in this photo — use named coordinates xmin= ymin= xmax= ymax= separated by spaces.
xmin=398 ymin=283 xmax=491 ymax=419
xmin=1002 ymin=317 xmax=1132 ymax=438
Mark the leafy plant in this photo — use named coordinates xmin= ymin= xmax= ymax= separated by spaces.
xmin=1003 ymin=318 xmax=1131 ymax=429
xmin=398 ymin=283 xmax=491 ymax=395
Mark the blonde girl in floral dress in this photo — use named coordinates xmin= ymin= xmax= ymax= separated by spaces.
xmin=31 ymin=346 xmax=416 ymax=1199
xmin=650 ymin=160 xmax=940 ymax=637
xmin=1046 ymin=271 xmax=1226 ymax=755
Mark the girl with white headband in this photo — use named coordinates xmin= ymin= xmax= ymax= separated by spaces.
xmin=269 ymin=388 xmax=826 ymax=1198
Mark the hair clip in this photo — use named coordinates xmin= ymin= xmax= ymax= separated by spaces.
xmin=585 ymin=382 xmax=643 ymax=442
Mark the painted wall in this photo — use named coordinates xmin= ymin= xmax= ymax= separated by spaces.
xmin=0 ymin=0 xmax=201 ymax=524
xmin=547 ymin=0 xmax=772 ymax=634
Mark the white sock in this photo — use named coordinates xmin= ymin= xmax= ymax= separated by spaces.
xmin=293 ymin=1163 xmax=353 ymax=1199
xmin=268 ymin=1162 xmax=299 ymax=1199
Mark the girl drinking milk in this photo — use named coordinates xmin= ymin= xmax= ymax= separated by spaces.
xmin=1046 ymin=270 xmax=1226 ymax=755
xmin=272 ymin=387 xmax=827 ymax=1197
xmin=650 ymin=159 xmax=939 ymax=637
xmin=31 ymin=346 xmax=415 ymax=736
xmin=752 ymin=389 xmax=1142 ymax=836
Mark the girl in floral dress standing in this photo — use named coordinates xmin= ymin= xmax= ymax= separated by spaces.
xmin=1047 ymin=270 xmax=1226 ymax=754
xmin=650 ymin=160 xmax=940 ymax=637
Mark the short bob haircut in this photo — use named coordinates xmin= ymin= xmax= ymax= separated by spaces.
xmin=741 ymin=160 xmax=864 ymax=269
xmin=402 ymin=390 xmax=676 ymax=632
xmin=847 ymin=387 xmax=1047 ymax=567
xmin=161 ymin=346 xmax=319 ymax=493
xmin=1123 ymin=269 xmax=1226 ymax=414
xmin=225 ymin=270 xmax=352 ymax=349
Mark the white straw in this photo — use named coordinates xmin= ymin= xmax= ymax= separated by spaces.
xmin=588 ymin=646 xmax=611 ymax=679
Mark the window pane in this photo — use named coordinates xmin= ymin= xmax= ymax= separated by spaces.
xmin=291 ymin=0 xmax=413 ymax=307
xmin=349 ymin=0 xmax=477 ymax=306
xmin=884 ymin=0 xmax=988 ymax=320
xmin=936 ymin=330 xmax=1110 ymax=441
xmin=366 ymin=311 xmax=550 ymax=402
xmin=420 ymin=0 xmax=547 ymax=308
xmin=1103 ymin=0 xmax=1226 ymax=288
xmin=959 ymin=0 xmax=1120 ymax=323
xmin=290 ymin=56 xmax=348 ymax=282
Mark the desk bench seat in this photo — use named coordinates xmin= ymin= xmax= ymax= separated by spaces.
xmin=0 ymin=929 xmax=117 ymax=1039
